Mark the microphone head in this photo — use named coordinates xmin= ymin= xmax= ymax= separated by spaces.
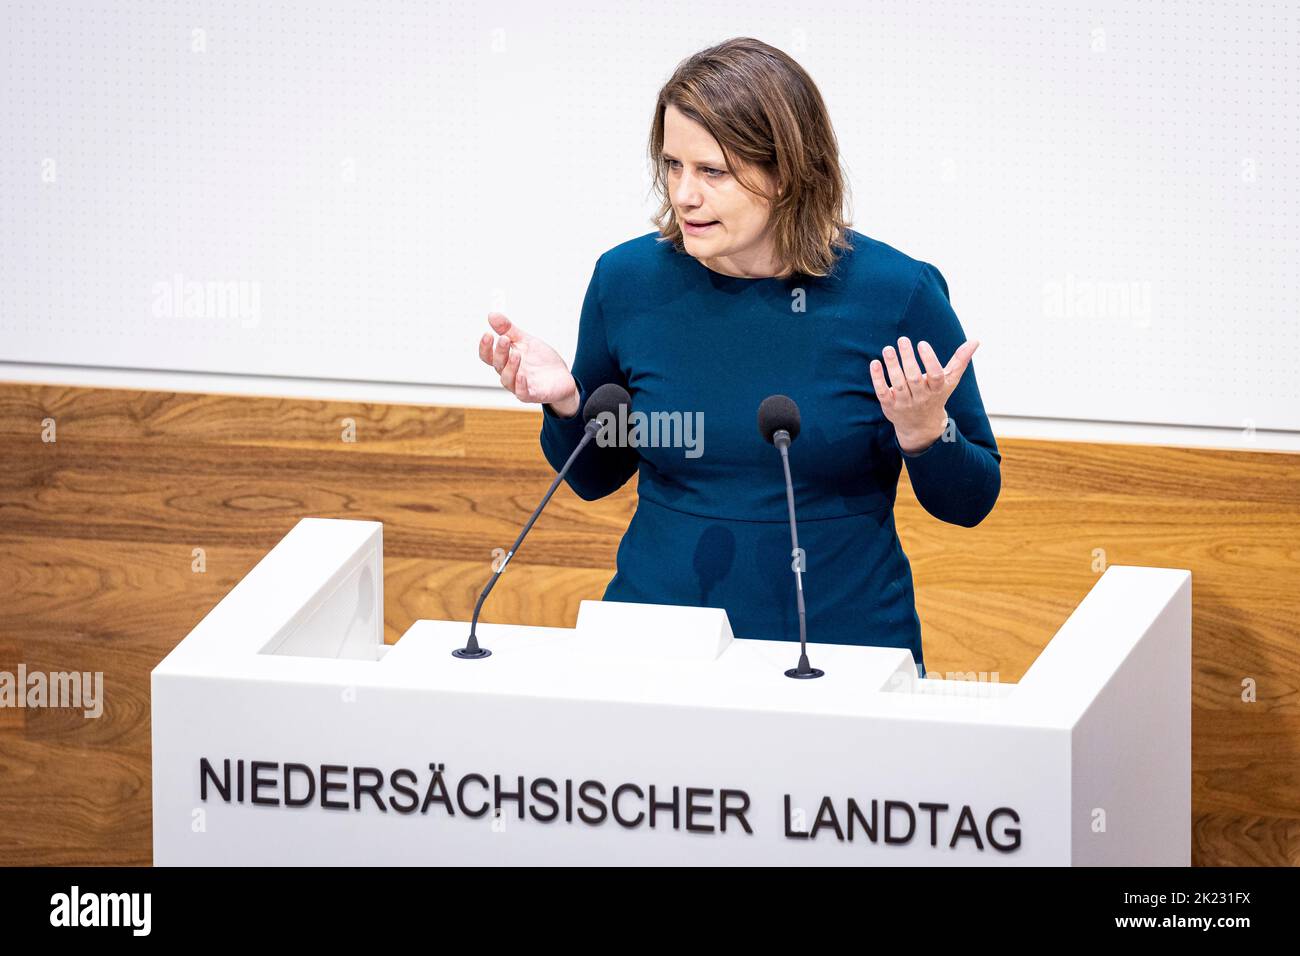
xmin=584 ymin=382 xmax=631 ymax=424
xmin=758 ymin=394 xmax=801 ymax=444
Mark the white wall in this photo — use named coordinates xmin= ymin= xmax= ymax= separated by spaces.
xmin=2 ymin=1 xmax=1296 ymax=448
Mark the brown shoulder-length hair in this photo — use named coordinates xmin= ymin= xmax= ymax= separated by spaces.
xmin=648 ymin=37 xmax=853 ymax=280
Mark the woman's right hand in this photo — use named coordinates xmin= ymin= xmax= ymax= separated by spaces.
xmin=477 ymin=312 xmax=580 ymax=418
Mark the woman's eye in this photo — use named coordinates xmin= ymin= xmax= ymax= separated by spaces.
xmin=664 ymin=159 xmax=725 ymax=178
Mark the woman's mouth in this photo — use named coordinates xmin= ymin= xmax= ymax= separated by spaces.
xmin=683 ymin=219 xmax=719 ymax=235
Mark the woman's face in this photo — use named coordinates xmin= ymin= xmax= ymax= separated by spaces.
xmin=662 ymin=104 xmax=781 ymax=277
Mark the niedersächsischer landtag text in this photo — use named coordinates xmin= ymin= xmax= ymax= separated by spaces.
xmin=199 ymin=758 xmax=1022 ymax=851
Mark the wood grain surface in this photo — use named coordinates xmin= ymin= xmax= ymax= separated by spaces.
xmin=0 ymin=382 xmax=1295 ymax=865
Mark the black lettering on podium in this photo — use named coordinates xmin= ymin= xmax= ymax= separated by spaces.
xmin=810 ymin=796 xmax=844 ymax=841
xmin=784 ymin=794 xmax=808 ymax=839
xmin=495 ymin=774 xmax=525 ymax=819
xmin=388 ymin=768 xmax=418 ymax=813
xmin=846 ymin=798 xmax=876 ymax=842
xmin=529 ymin=778 xmax=559 ymax=822
xmin=577 ymin=780 xmax=607 ymax=825
xmin=353 ymin=766 xmax=386 ymax=812
xmin=987 ymin=807 xmax=1021 ymax=852
xmin=686 ymin=788 xmax=714 ymax=833
xmin=917 ymin=802 xmax=949 ymax=847
xmin=285 ymin=763 xmax=316 ymax=807
xmin=884 ymin=800 xmax=915 ymax=844
xmin=719 ymin=789 xmax=752 ymax=834
xmin=648 ymin=785 xmax=680 ymax=829
xmin=320 ymin=764 xmax=348 ymax=809
xmin=458 ymin=773 xmax=490 ymax=818
xmin=612 ymin=784 xmax=645 ymax=828
xmin=199 ymin=757 xmax=230 ymax=802
xmin=251 ymin=761 xmax=279 ymax=806
xmin=949 ymin=805 xmax=984 ymax=850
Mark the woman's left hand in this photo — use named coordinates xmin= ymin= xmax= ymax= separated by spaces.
xmin=870 ymin=335 xmax=980 ymax=455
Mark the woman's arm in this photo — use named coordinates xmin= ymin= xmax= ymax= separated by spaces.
xmin=539 ymin=254 xmax=640 ymax=500
xmin=891 ymin=262 xmax=1002 ymax=528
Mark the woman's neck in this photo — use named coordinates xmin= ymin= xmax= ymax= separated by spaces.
xmin=700 ymin=246 xmax=785 ymax=279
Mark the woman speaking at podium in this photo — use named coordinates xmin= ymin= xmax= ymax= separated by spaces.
xmin=475 ymin=37 xmax=1000 ymax=679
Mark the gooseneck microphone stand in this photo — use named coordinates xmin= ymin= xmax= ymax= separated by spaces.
xmin=773 ymin=428 xmax=823 ymax=680
xmin=456 ymin=381 xmax=630 ymax=660
xmin=454 ymin=419 xmax=601 ymax=659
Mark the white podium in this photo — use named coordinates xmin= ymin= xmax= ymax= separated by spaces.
xmin=152 ymin=518 xmax=1191 ymax=866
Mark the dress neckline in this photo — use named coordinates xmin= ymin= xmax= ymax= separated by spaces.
xmin=688 ymin=252 xmax=790 ymax=287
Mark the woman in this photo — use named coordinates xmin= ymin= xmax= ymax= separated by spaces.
xmin=475 ymin=37 xmax=1000 ymax=679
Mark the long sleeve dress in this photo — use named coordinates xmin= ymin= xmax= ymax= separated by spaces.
xmin=539 ymin=229 xmax=1001 ymax=678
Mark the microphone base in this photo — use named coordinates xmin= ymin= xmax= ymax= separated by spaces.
xmin=452 ymin=647 xmax=492 ymax=660
xmin=784 ymin=666 xmax=825 ymax=680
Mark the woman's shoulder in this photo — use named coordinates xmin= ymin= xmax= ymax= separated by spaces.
xmin=590 ymin=228 xmax=934 ymax=298
xmin=595 ymin=230 xmax=678 ymax=273
xmin=837 ymin=229 xmax=934 ymax=291
xmin=585 ymin=231 xmax=692 ymax=300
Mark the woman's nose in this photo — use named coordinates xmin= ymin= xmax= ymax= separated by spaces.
xmin=673 ymin=172 xmax=702 ymax=207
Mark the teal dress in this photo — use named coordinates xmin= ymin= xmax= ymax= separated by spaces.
xmin=540 ymin=229 xmax=1001 ymax=677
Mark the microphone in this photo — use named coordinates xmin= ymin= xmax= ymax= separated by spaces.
xmin=757 ymin=395 xmax=824 ymax=679
xmin=454 ymin=383 xmax=631 ymax=659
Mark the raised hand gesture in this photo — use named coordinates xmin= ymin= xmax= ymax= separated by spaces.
xmin=478 ymin=312 xmax=580 ymax=417
xmin=870 ymin=335 xmax=980 ymax=454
